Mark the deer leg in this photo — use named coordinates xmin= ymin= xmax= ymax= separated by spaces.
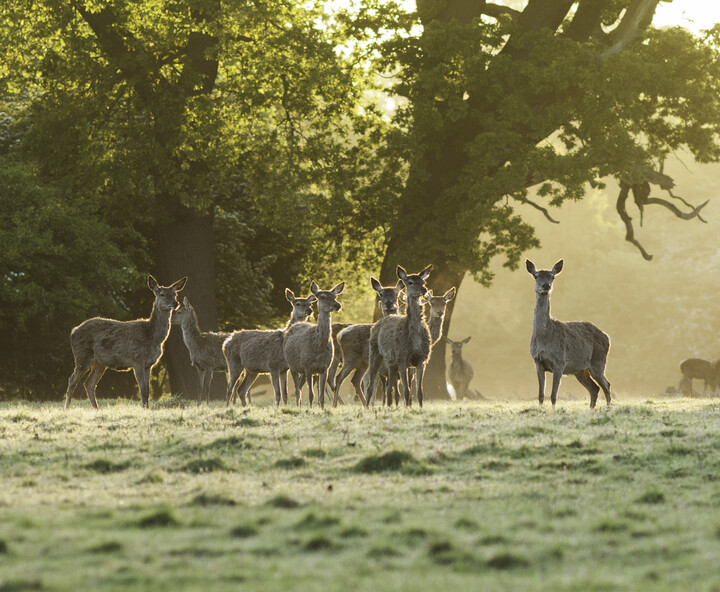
xmin=236 ymin=371 xmax=258 ymax=407
xmin=279 ymin=370 xmax=288 ymax=405
xmin=290 ymin=371 xmax=302 ymax=406
xmin=225 ymin=366 xmax=241 ymax=407
xmin=535 ymin=363 xmax=546 ymax=405
xmin=327 ymin=353 xmax=341 ymax=392
xmin=307 ymin=373 xmax=315 ymax=407
xmin=133 ymin=365 xmax=151 ymax=408
xmin=575 ymin=370 xmax=600 ymax=409
xmin=386 ymin=366 xmax=400 ymax=406
xmin=589 ymin=368 xmax=612 ymax=407
xmin=349 ymin=367 xmax=368 ymax=407
xmin=83 ymin=362 xmax=105 ymax=410
xmin=549 ymin=369 xmax=563 ymax=407
xmin=415 ymin=364 xmax=425 ymax=408
xmin=195 ymin=367 xmax=206 ymax=405
xmin=65 ymin=364 xmax=90 ymax=409
xmin=270 ymin=372 xmax=282 ymax=407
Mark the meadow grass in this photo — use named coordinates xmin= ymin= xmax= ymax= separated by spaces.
xmin=1 ymin=396 xmax=720 ymax=591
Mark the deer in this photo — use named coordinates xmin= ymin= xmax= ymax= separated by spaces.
xmin=526 ymin=259 xmax=611 ymax=408
xmin=333 ymin=277 xmax=404 ymax=405
xmin=366 ymin=284 xmax=454 ymax=406
xmin=367 ymin=265 xmax=432 ymax=408
xmin=679 ymin=358 xmax=718 ymax=396
xmin=223 ymin=289 xmax=315 ymax=407
xmin=425 ymin=288 xmax=456 ymax=343
xmin=64 ymin=275 xmax=187 ymax=409
xmin=283 ymin=282 xmax=345 ymax=409
xmin=171 ymin=297 xmax=230 ymax=405
xmin=446 ymin=336 xmax=474 ymax=400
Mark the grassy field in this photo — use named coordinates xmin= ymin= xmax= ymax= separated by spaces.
xmin=1 ymin=396 xmax=720 ymax=591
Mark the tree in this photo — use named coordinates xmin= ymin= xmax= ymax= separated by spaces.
xmin=343 ymin=0 xmax=720 ymax=397
xmin=0 ymin=0 xmax=393 ymax=399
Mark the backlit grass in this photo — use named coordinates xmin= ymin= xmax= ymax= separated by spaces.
xmin=1 ymin=397 xmax=720 ymax=591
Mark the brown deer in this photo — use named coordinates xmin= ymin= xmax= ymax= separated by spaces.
xmin=171 ymin=297 xmax=230 ymax=405
xmin=367 ymin=265 xmax=432 ymax=407
xmin=223 ymin=289 xmax=315 ymax=407
xmin=446 ymin=336 xmax=474 ymax=399
xmin=679 ymin=358 xmax=718 ymax=396
xmin=283 ymin=282 xmax=345 ymax=408
xmin=333 ymin=277 xmax=404 ymax=405
xmin=526 ymin=260 xmax=611 ymax=408
xmin=64 ymin=275 xmax=187 ymax=409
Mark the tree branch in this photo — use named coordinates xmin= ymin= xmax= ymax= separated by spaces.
xmin=516 ymin=196 xmax=560 ymax=223
xmin=601 ymin=0 xmax=661 ymax=57
xmin=616 ymin=183 xmax=653 ymax=260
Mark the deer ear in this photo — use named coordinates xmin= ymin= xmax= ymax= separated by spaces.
xmin=172 ymin=277 xmax=188 ymax=292
xmin=552 ymin=260 xmax=564 ymax=275
xmin=419 ymin=265 xmax=433 ymax=280
xmin=370 ymin=277 xmax=382 ymax=293
xmin=307 ymin=294 xmax=318 ymax=304
xmin=426 ymin=289 xmax=434 ymax=299
xmin=183 ymin=297 xmax=190 ymax=307
xmin=445 ymin=337 xmax=453 ymax=345
xmin=444 ymin=287 xmax=456 ymax=302
xmin=147 ymin=275 xmax=159 ymax=292
xmin=311 ymin=281 xmax=320 ymax=296
xmin=396 ymin=266 xmax=408 ymax=281
xmin=462 ymin=336 xmax=471 ymax=344
xmin=332 ymin=282 xmax=345 ymax=295
xmin=394 ymin=280 xmax=404 ymax=293
xmin=525 ymin=260 xmax=537 ymax=276
xmin=285 ymin=288 xmax=296 ymax=303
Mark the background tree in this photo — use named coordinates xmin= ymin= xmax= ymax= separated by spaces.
xmin=341 ymin=0 xmax=720 ymax=396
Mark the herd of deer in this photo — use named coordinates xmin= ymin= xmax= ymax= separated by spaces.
xmin=63 ymin=260 xmax=624 ymax=411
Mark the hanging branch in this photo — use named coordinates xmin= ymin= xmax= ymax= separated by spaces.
xmin=516 ymin=196 xmax=560 ymax=223
xmin=616 ymin=168 xmax=710 ymax=260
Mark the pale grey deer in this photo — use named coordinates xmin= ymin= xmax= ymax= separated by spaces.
xmin=526 ymin=260 xmax=611 ymax=408
xmin=64 ymin=275 xmax=187 ymax=409
xmin=425 ymin=288 xmax=456 ymax=343
xmin=223 ymin=289 xmax=315 ymax=407
xmin=333 ymin=277 xmax=404 ymax=405
xmin=171 ymin=297 xmax=230 ymax=405
xmin=283 ymin=282 xmax=345 ymax=408
xmin=446 ymin=336 xmax=474 ymax=399
xmin=367 ymin=265 xmax=432 ymax=407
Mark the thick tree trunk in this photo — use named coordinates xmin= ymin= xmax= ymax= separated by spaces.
xmin=156 ymin=195 xmax=224 ymax=400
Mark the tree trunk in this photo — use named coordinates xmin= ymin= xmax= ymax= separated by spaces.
xmin=156 ymin=194 xmax=223 ymax=400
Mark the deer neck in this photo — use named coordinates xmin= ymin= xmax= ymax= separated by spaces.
xmin=428 ymin=313 xmax=443 ymax=343
xmin=180 ymin=308 xmax=203 ymax=347
xmin=316 ymin=307 xmax=332 ymax=344
xmin=149 ymin=302 xmax=173 ymax=345
xmin=284 ymin=310 xmax=305 ymax=330
xmin=406 ymin=294 xmax=424 ymax=333
xmin=532 ymin=292 xmax=552 ymax=336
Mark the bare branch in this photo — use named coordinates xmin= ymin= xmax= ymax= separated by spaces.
xmin=481 ymin=2 xmax=520 ymax=21
xmin=616 ymin=183 xmax=653 ymax=260
xmin=516 ymin=196 xmax=560 ymax=223
xmin=645 ymin=196 xmax=709 ymax=221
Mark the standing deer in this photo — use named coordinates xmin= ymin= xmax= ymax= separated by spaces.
xmin=333 ymin=277 xmax=404 ymax=405
xmin=283 ymin=282 xmax=345 ymax=409
xmin=171 ymin=297 xmax=230 ymax=404
xmin=223 ymin=289 xmax=315 ymax=407
xmin=526 ymin=260 xmax=611 ymax=408
xmin=446 ymin=336 xmax=474 ymax=399
xmin=64 ymin=275 xmax=187 ymax=409
xmin=679 ymin=358 xmax=718 ymax=396
xmin=425 ymin=288 xmax=456 ymax=343
xmin=367 ymin=265 xmax=432 ymax=407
